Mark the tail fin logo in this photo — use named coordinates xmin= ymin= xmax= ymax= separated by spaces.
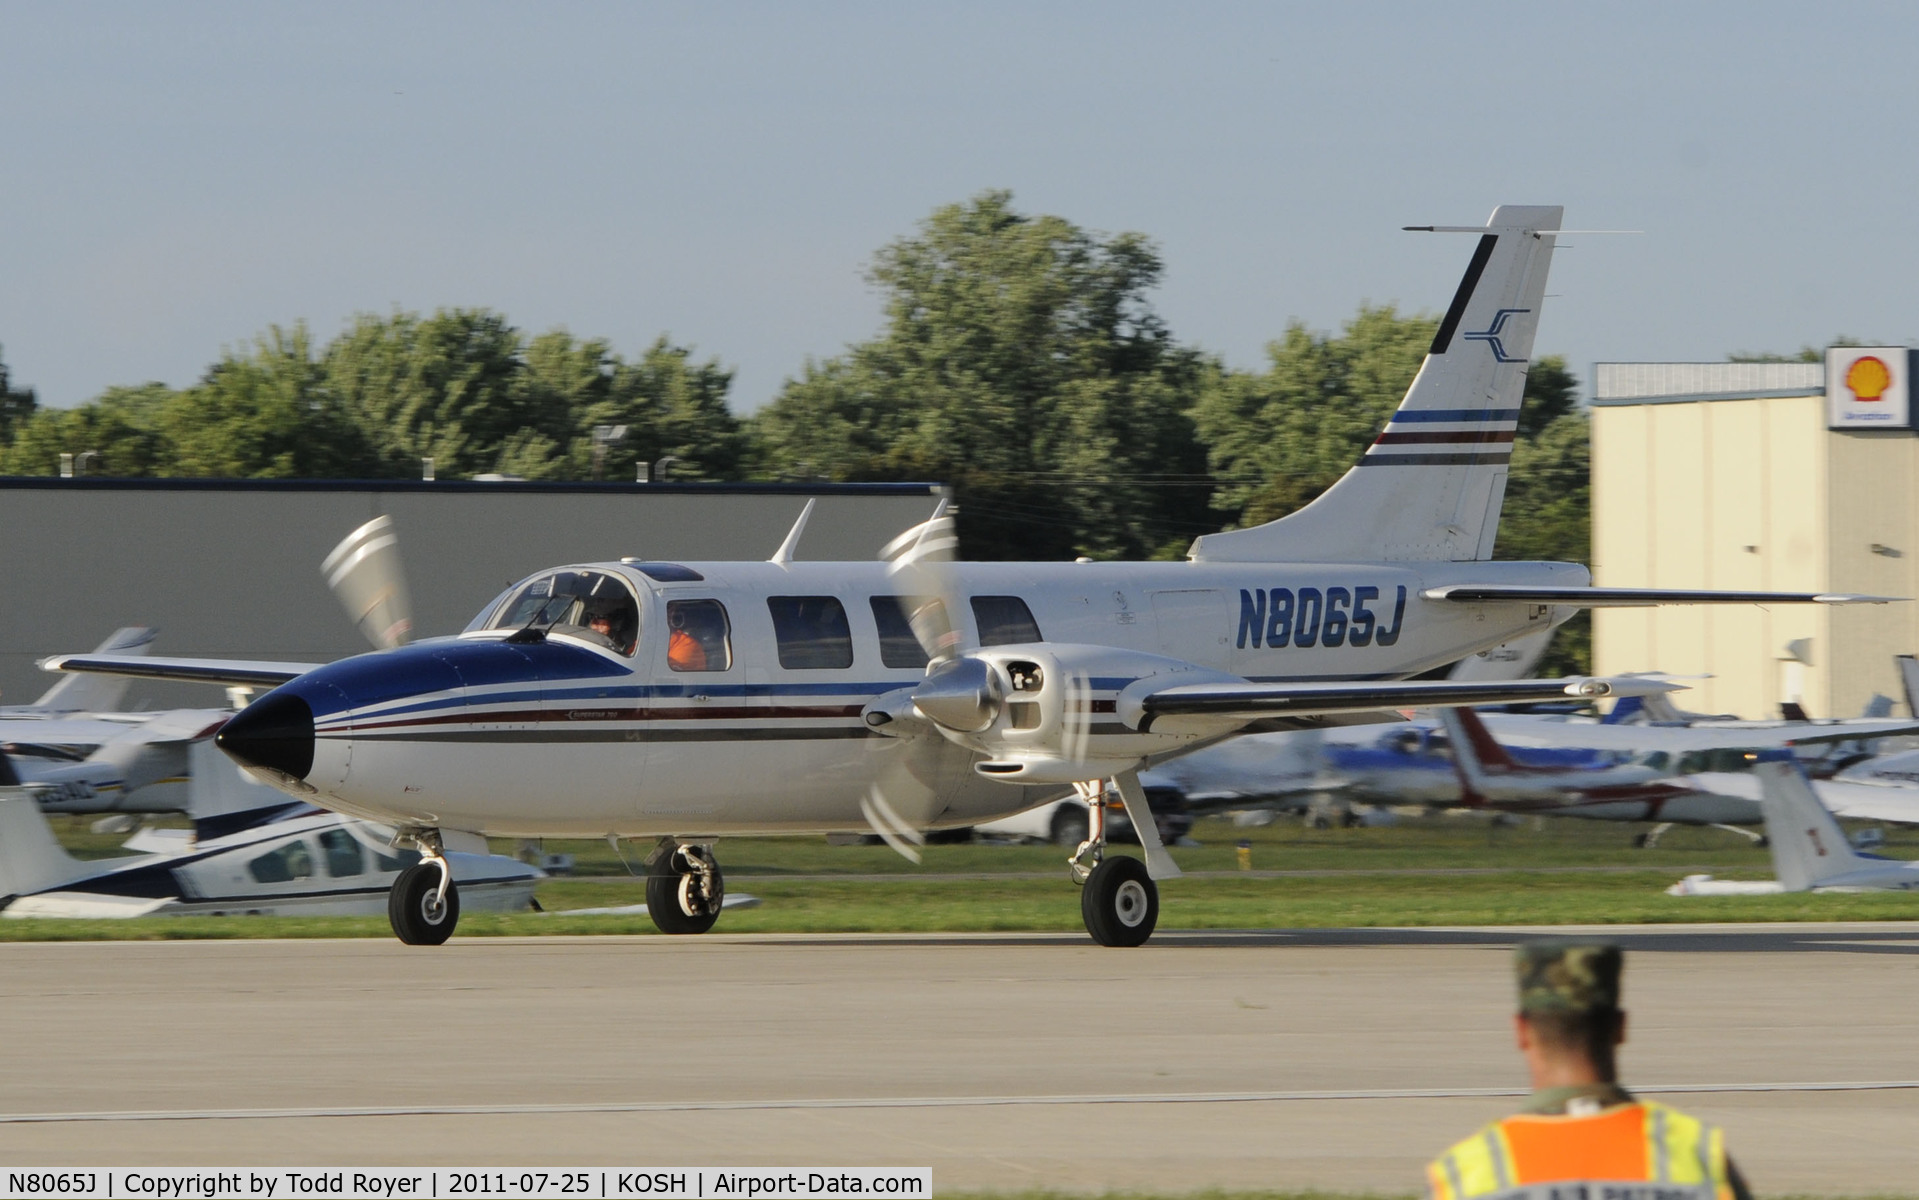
xmin=1461 ymin=308 xmax=1531 ymax=364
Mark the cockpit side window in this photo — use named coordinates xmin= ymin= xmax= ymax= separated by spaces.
xmin=666 ymin=599 xmax=733 ymax=672
xmin=481 ymin=569 xmax=641 ymax=657
xmin=248 ymin=838 xmax=316 ymax=884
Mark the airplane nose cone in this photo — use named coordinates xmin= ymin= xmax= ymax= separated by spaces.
xmin=215 ymin=692 xmax=315 ymax=785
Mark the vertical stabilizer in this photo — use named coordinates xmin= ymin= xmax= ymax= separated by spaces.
xmin=29 ymin=627 xmax=155 ymax=712
xmin=1437 ymin=707 xmax=1524 ymax=778
xmin=1190 ymin=205 xmax=1561 ymax=564
xmin=0 ymin=787 xmax=92 ymax=898
xmin=1898 ymin=655 xmax=1919 ymax=719
xmin=1754 ymin=758 xmax=1864 ymax=891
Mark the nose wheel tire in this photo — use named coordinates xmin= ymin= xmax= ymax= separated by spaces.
xmin=646 ymin=848 xmax=724 ymax=935
xmin=389 ymin=862 xmax=460 ymax=945
xmin=1080 ymin=855 xmax=1158 ymax=947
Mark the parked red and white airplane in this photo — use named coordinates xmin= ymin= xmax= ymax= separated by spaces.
xmin=43 ymin=205 xmax=1893 ymax=946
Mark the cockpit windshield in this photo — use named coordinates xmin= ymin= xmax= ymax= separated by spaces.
xmin=475 ymin=569 xmax=641 ymax=656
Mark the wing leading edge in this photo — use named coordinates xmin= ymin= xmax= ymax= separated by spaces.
xmin=1422 ymin=585 xmax=1898 ymax=606
xmin=38 ymin=655 xmax=321 ymax=689
xmin=1132 ymin=676 xmax=1679 ymax=732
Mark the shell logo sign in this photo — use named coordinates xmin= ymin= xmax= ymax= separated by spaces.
xmin=1828 ymin=347 xmax=1912 ymax=429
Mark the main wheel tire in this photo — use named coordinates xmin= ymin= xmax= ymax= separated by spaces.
xmin=388 ymin=862 xmax=460 ymax=945
xmin=1051 ymin=805 xmax=1091 ymax=848
xmin=1080 ymin=855 xmax=1158 ymax=947
xmin=646 ymin=852 xmax=724 ymax=935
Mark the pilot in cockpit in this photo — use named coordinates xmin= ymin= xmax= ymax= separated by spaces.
xmin=582 ymin=599 xmax=636 ymax=656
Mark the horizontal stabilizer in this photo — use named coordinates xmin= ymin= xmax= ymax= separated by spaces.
xmin=1421 ymin=585 xmax=1900 ymax=607
xmin=38 ymin=654 xmax=321 ymax=688
xmin=1132 ymin=675 xmax=1679 ymax=731
xmin=3 ymin=892 xmax=176 ymax=919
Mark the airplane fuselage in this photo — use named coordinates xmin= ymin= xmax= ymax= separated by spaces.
xmin=242 ymin=556 xmax=1586 ymax=838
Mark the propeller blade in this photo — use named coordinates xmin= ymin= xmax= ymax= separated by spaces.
xmin=881 ymin=500 xmax=965 ymax=662
xmin=321 ymin=515 xmax=414 ymax=650
xmin=857 ymin=733 xmax=958 ymax=864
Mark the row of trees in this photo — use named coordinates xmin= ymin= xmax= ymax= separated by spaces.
xmin=0 ymin=191 xmax=1589 ymax=652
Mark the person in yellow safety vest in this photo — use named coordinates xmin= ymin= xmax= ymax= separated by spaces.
xmin=1427 ymin=941 xmax=1752 ymax=1200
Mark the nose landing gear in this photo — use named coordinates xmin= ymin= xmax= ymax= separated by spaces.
xmin=645 ymin=839 xmax=725 ymax=935
xmin=389 ymin=829 xmax=459 ymax=945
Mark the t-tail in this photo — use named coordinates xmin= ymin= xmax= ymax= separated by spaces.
xmin=1753 ymin=754 xmax=1866 ymax=891
xmin=1190 ymin=204 xmax=1561 ymax=564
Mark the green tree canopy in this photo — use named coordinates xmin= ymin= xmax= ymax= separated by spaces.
xmin=751 ymin=190 xmax=1214 ymax=560
xmin=0 ymin=314 xmax=741 ymax=484
xmin=0 ymin=346 xmax=36 ymax=446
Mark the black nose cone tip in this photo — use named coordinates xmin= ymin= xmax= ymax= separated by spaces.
xmin=215 ymin=692 xmax=316 ymax=785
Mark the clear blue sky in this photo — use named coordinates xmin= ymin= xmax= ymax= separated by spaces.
xmin=4 ymin=1 xmax=1916 ymax=412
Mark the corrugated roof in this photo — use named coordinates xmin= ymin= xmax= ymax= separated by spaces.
xmin=1593 ymin=361 xmax=1825 ymax=405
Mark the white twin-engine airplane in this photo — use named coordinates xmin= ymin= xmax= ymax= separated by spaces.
xmin=42 ymin=205 xmax=1893 ymax=947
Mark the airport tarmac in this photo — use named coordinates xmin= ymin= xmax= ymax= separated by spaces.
xmin=2 ymin=925 xmax=1916 ymax=1193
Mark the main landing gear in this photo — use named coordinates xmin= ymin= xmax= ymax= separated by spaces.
xmin=1069 ymin=773 xmax=1180 ymax=948
xmin=389 ymin=828 xmax=459 ymax=945
xmin=645 ymin=839 xmax=725 ymax=935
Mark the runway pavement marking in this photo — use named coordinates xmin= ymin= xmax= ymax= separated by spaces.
xmin=6 ymin=1082 xmax=1917 ymax=1125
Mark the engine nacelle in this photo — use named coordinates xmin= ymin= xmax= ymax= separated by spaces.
xmin=918 ymin=644 xmax=1244 ymax=784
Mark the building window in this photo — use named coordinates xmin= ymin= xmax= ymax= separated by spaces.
xmin=768 ymin=596 xmax=855 ymax=669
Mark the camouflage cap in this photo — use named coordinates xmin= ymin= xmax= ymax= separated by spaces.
xmin=1515 ymin=941 xmax=1622 ymax=1015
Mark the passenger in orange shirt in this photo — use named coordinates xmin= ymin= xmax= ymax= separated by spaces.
xmin=667 ymin=607 xmax=708 ymax=672
xmin=1428 ymin=942 xmax=1750 ymax=1199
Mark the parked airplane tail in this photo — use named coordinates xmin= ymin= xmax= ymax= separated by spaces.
xmin=1189 ymin=205 xmax=1562 ymax=564
xmin=1754 ymin=755 xmax=1865 ymax=891
xmin=29 ymin=627 xmax=155 ymax=713
xmin=1436 ymin=706 xmax=1525 ymax=779
xmin=0 ymin=787 xmax=91 ymax=899
xmin=1898 ymin=654 xmax=1919 ymax=719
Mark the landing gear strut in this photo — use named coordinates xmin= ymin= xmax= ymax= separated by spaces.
xmin=645 ymin=839 xmax=725 ymax=935
xmin=389 ymin=828 xmax=459 ymax=945
xmin=1070 ymin=773 xmax=1179 ymax=947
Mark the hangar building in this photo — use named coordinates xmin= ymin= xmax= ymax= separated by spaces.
xmin=1591 ymin=350 xmax=1919 ymax=718
xmin=0 ymin=479 xmax=942 ymax=710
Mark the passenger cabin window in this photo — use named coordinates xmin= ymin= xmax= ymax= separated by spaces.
xmin=667 ymin=599 xmax=733 ymax=671
xmin=869 ymin=597 xmax=933 ymax=670
xmin=248 ymin=839 xmax=315 ymax=884
xmin=768 ymin=596 xmax=854 ymax=669
xmin=971 ymin=596 xmax=1043 ymax=646
xmin=481 ymin=569 xmax=640 ymax=657
xmin=318 ymin=828 xmax=364 ymax=878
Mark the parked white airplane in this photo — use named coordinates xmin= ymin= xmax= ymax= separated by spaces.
xmin=44 ymin=205 xmax=1895 ymax=947
xmin=0 ymin=745 xmax=545 ymax=918
xmin=0 ymin=627 xmax=252 ymax=816
xmin=1668 ymin=756 xmax=1919 ymax=895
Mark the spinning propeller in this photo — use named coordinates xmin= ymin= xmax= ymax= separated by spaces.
xmin=860 ymin=502 xmax=979 ymax=861
xmin=321 ymin=515 xmax=415 ymax=650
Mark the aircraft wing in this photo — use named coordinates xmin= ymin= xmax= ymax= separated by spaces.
xmin=38 ymin=654 xmax=322 ymax=688
xmin=0 ymin=717 xmax=146 ymax=747
xmin=1136 ymin=676 xmax=1678 ymax=729
xmin=1422 ymin=585 xmax=1898 ymax=606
